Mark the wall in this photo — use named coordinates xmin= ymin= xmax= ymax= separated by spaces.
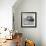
xmin=41 ymin=0 xmax=46 ymax=46
xmin=13 ymin=0 xmax=46 ymax=46
xmin=0 ymin=0 xmax=16 ymax=30
xmin=13 ymin=0 xmax=41 ymax=46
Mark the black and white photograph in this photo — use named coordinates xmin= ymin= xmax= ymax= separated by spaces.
xmin=21 ymin=12 xmax=37 ymax=27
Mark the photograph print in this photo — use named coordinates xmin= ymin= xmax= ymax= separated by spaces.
xmin=21 ymin=12 xmax=37 ymax=28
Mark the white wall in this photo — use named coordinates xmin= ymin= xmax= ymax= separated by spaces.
xmin=41 ymin=0 xmax=46 ymax=46
xmin=13 ymin=0 xmax=46 ymax=46
xmin=0 ymin=0 xmax=16 ymax=30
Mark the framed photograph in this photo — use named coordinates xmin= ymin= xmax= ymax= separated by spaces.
xmin=21 ymin=12 xmax=37 ymax=28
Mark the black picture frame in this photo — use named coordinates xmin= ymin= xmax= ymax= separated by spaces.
xmin=21 ymin=12 xmax=37 ymax=28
